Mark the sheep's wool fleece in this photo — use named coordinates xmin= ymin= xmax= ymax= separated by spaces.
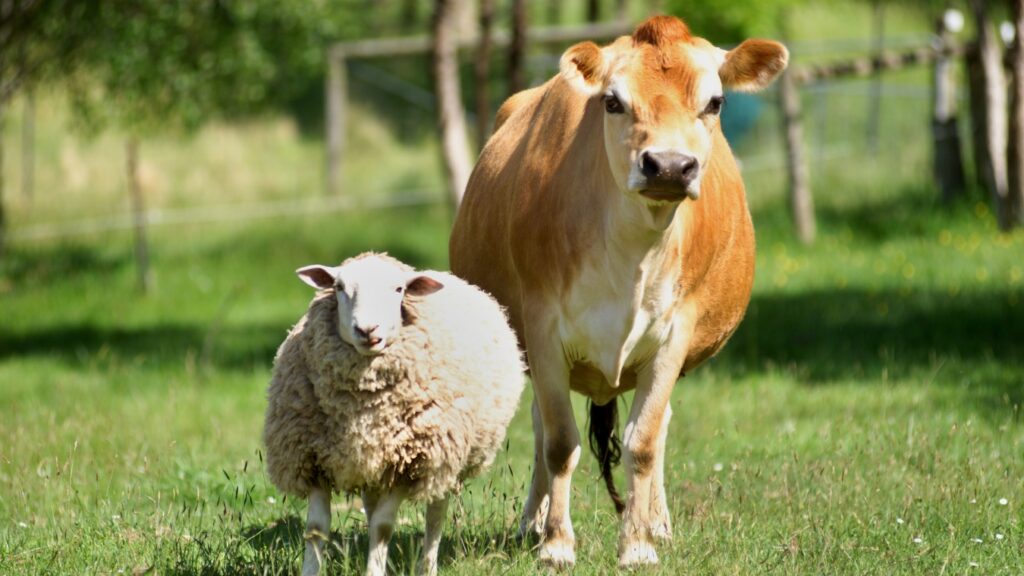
xmin=263 ymin=268 xmax=525 ymax=503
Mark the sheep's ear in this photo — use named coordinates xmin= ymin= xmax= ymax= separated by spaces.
xmin=560 ymin=41 xmax=606 ymax=95
xmin=719 ymin=39 xmax=788 ymax=93
xmin=296 ymin=265 xmax=338 ymax=289
xmin=405 ymin=275 xmax=444 ymax=297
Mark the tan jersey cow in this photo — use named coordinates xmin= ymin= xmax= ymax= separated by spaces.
xmin=450 ymin=16 xmax=787 ymax=568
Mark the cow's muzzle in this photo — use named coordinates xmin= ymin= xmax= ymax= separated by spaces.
xmin=638 ymin=150 xmax=699 ymax=201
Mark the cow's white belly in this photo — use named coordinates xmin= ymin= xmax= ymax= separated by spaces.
xmin=556 ymin=251 xmax=680 ymax=403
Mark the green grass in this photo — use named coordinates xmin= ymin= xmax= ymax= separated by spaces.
xmin=2 ymin=3 xmax=1023 ymax=572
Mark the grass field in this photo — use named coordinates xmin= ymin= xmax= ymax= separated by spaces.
xmin=2 ymin=4 xmax=1023 ymax=573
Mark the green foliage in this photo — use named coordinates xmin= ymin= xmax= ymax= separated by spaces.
xmin=665 ymin=0 xmax=801 ymax=42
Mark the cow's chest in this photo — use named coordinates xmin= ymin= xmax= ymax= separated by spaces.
xmin=556 ymin=252 xmax=680 ymax=403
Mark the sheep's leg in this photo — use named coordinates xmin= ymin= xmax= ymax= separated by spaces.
xmin=519 ymin=397 xmax=550 ymax=540
xmin=617 ymin=347 xmax=684 ymax=568
xmin=649 ymin=403 xmax=673 ymax=542
xmin=365 ymin=490 xmax=404 ymax=576
xmin=417 ymin=495 xmax=449 ymax=576
xmin=301 ymin=487 xmax=332 ymax=576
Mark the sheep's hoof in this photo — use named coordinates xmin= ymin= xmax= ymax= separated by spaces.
xmin=618 ymin=539 xmax=659 ymax=568
xmin=537 ymin=540 xmax=576 ymax=569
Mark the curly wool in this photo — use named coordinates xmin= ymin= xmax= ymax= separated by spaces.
xmin=263 ymin=269 xmax=524 ymax=503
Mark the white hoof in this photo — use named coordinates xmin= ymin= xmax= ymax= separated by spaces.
xmin=618 ymin=540 xmax=659 ymax=568
xmin=538 ymin=540 xmax=576 ymax=569
xmin=650 ymin=519 xmax=672 ymax=542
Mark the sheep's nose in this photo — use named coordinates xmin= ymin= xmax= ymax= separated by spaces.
xmin=354 ymin=324 xmax=381 ymax=345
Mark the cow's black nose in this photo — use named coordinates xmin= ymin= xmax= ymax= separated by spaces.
xmin=640 ymin=150 xmax=698 ymax=185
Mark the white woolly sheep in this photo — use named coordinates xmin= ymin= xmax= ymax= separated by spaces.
xmin=262 ymin=252 xmax=524 ymax=576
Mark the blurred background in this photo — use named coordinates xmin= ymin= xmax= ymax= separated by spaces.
xmin=1 ymin=1 xmax=1022 ymax=574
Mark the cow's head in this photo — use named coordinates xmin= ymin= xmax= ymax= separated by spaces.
xmin=560 ymin=15 xmax=787 ymax=203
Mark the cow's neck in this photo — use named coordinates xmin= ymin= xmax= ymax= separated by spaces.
xmin=559 ymin=186 xmax=685 ymax=397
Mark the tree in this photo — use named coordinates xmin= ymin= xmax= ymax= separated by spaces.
xmin=966 ymin=0 xmax=1008 ymax=220
xmin=1007 ymin=0 xmax=1024 ymax=228
xmin=508 ymin=0 xmax=528 ymax=95
xmin=432 ymin=0 xmax=473 ymax=206
xmin=476 ymin=0 xmax=496 ymax=148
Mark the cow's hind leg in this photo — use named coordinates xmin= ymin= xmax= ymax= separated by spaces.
xmin=525 ymin=332 xmax=579 ymax=568
xmin=519 ymin=397 xmax=550 ymax=540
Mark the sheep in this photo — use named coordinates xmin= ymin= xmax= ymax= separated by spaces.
xmin=262 ymin=252 xmax=525 ymax=576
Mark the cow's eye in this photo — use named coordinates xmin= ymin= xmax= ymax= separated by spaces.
xmin=703 ymin=95 xmax=726 ymax=116
xmin=603 ymin=93 xmax=625 ymax=114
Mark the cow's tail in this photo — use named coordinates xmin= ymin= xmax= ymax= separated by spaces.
xmin=587 ymin=399 xmax=625 ymax=515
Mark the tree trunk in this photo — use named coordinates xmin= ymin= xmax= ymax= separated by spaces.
xmin=508 ymin=0 xmax=527 ymax=96
xmin=966 ymin=0 xmax=1008 ymax=220
xmin=866 ymin=1 xmax=885 ymax=154
xmin=475 ymin=0 xmax=495 ymax=149
xmin=779 ymin=69 xmax=816 ymax=245
xmin=0 ymin=98 xmax=6 ymax=256
xmin=1007 ymin=0 xmax=1024 ymax=228
xmin=126 ymin=137 xmax=151 ymax=293
xmin=587 ymin=0 xmax=600 ymax=23
xmin=432 ymin=0 xmax=473 ymax=207
xmin=932 ymin=15 xmax=966 ymax=203
xmin=21 ymin=88 xmax=33 ymax=200
xmin=615 ymin=0 xmax=628 ymax=22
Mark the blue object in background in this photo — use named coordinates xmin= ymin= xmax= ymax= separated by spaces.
xmin=721 ymin=90 xmax=763 ymax=146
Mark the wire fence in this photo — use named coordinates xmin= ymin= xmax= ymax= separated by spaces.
xmin=5 ymin=33 xmax=942 ymax=244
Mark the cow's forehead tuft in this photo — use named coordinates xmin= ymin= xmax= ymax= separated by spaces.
xmin=632 ymin=15 xmax=691 ymax=48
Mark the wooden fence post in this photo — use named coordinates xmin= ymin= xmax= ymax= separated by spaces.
xmin=779 ymin=69 xmax=816 ymax=245
xmin=932 ymin=10 xmax=966 ymax=203
xmin=126 ymin=137 xmax=151 ymax=293
xmin=866 ymin=0 xmax=885 ymax=154
xmin=325 ymin=47 xmax=346 ymax=197
xmin=21 ymin=89 xmax=34 ymax=200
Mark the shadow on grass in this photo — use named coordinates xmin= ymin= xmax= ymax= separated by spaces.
xmin=720 ymin=287 xmax=1024 ymax=412
xmin=0 ymin=322 xmax=286 ymax=372
xmin=160 ymin=514 xmax=525 ymax=576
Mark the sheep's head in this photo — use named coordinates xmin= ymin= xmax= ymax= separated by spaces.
xmin=296 ymin=254 xmax=444 ymax=356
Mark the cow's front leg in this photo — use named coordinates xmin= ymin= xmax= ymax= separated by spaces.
xmin=618 ymin=352 xmax=683 ymax=567
xmin=649 ymin=403 xmax=673 ymax=542
xmin=525 ymin=328 xmax=579 ymax=568
xmin=519 ymin=397 xmax=550 ymax=540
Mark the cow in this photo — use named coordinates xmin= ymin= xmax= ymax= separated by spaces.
xmin=449 ymin=15 xmax=787 ymax=568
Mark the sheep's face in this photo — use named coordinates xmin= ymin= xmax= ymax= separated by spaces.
xmin=296 ymin=256 xmax=444 ymax=356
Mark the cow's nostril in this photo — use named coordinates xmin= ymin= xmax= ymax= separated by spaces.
xmin=640 ymin=151 xmax=660 ymax=178
xmin=680 ymin=157 xmax=698 ymax=180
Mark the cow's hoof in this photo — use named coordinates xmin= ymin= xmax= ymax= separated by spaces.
xmin=538 ymin=540 xmax=576 ymax=569
xmin=618 ymin=540 xmax=659 ymax=568
xmin=650 ymin=520 xmax=673 ymax=542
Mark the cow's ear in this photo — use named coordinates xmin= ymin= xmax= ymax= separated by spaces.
xmin=560 ymin=41 xmax=606 ymax=94
xmin=719 ymin=39 xmax=788 ymax=92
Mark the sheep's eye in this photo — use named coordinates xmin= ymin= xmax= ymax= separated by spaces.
xmin=703 ymin=95 xmax=725 ymax=116
xmin=395 ymin=286 xmax=404 ymax=294
xmin=603 ymin=93 xmax=625 ymax=114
